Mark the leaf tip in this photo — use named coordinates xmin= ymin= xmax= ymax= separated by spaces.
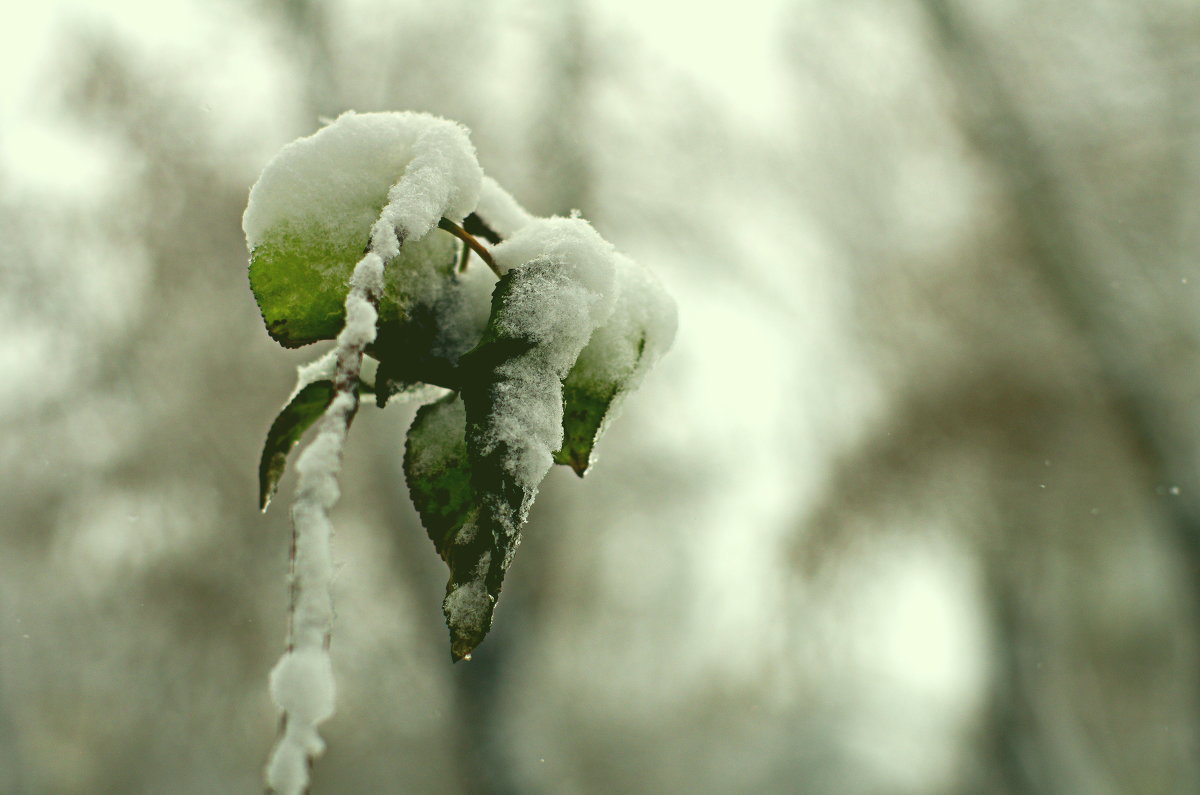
xmin=568 ymin=452 xmax=591 ymax=478
xmin=450 ymin=631 xmax=482 ymax=662
xmin=443 ymin=578 xmax=495 ymax=663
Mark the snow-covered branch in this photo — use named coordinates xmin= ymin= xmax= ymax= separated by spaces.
xmin=255 ymin=112 xmax=484 ymax=795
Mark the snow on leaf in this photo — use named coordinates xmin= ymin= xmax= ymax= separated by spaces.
xmin=244 ymin=111 xmax=483 ymax=349
xmin=403 ymin=395 xmax=501 ymax=660
xmin=446 ymin=250 xmax=614 ymax=659
xmin=552 ymin=253 xmax=677 ymax=475
xmin=249 ymin=226 xmax=458 ymax=348
xmin=554 ymin=333 xmax=646 ymax=476
xmin=249 ymin=111 xmax=680 ymax=677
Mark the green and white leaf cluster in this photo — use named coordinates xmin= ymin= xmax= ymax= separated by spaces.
xmin=247 ymin=111 xmax=676 ymax=660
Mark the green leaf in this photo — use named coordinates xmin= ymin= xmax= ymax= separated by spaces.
xmin=370 ymin=270 xmax=484 ymax=399
xmin=258 ymin=381 xmax=334 ymax=511
xmin=436 ymin=263 xmax=587 ymax=660
xmin=404 ymin=394 xmax=476 ymax=556
xmin=554 ymin=333 xmax=647 ymax=476
xmin=258 ymin=377 xmax=373 ymax=511
xmin=405 ymin=395 xmax=508 ymax=660
xmin=249 ymin=225 xmax=458 ymax=348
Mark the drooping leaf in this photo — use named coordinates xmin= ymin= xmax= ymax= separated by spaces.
xmin=259 ymin=381 xmax=334 ymax=511
xmin=554 ymin=334 xmax=646 ymax=476
xmin=440 ymin=259 xmax=600 ymax=660
xmin=405 ymin=394 xmax=507 ymax=661
xmin=258 ymin=378 xmax=373 ymax=511
xmin=552 ymin=252 xmax=677 ymax=476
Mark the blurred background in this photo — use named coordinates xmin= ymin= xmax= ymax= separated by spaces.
xmin=2 ymin=0 xmax=1199 ymax=792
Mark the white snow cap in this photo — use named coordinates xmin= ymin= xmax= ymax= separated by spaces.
xmin=493 ymin=217 xmax=619 ymax=323
xmin=243 ymin=111 xmax=484 ymax=251
xmin=474 ymin=176 xmax=534 ymax=238
xmin=601 ymin=253 xmax=678 ymax=383
xmin=252 ymin=109 xmax=679 ymax=793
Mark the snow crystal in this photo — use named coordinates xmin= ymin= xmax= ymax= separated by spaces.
xmin=492 ymin=217 xmax=617 ymax=305
xmin=374 ymin=118 xmax=483 ymax=240
xmin=243 ymin=111 xmax=483 ymax=253
xmin=479 ymin=364 xmax=565 ymax=489
xmin=349 ymin=251 xmax=385 ymax=294
xmin=489 ymin=219 xmax=619 ymax=350
xmin=475 ymin=176 xmax=534 ymax=238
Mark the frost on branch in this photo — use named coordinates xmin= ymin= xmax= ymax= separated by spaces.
xmin=247 ymin=111 xmax=483 ymax=794
xmin=247 ymin=110 xmax=676 ymax=783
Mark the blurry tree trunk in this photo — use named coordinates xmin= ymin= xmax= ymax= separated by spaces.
xmin=915 ymin=0 xmax=1200 ymax=580
xmin=915 ymin=0 xmax=1200 ymax=789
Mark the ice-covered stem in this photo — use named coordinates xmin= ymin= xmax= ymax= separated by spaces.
xmin=264 ymin=249 xmax=384 ymax=795
xmin=256 ymin=111 xmax=485 ymax=794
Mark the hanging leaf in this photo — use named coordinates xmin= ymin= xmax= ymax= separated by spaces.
xmin=259 ymin=381 xmax=335 ymax=511
xmin=437 ymin=258 xmax=604 ymax=659
xmin=258 ymin=378 xmax=373 ymax=511
xmin=553 ymin=253 xmax=676 ymax=476
xmin=404 ymin=395 xmax=476 ymax=554
xmin=555 ymin=333 xmax=647 ymax=476
xmin=404 ymin=394 xmax=504 ymax=661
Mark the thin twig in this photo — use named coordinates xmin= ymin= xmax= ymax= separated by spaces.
xmin=439 ymin=217 xmax=500 ymax=276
